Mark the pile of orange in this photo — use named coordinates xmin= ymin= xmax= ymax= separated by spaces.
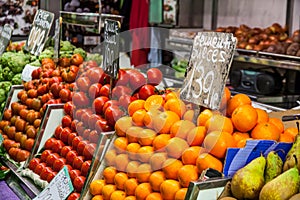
xmin=88 ymin=88 xmax=297 ymax=200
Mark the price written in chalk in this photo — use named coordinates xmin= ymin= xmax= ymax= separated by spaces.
xmin=180 ymin=32 xmax=237 ymax=110
xmin=103 ymin=19 xmax=120 ymax=79
xmin=25 ymin=9 xmax=54 ymax=56
xmin=0 ymin=24 xmax=14 ymax=55
xmin=33 ymin=166 xmax=73 ymax=200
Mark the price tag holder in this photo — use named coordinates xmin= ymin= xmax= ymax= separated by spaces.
xmin=33 ymin=166 xmax=73 ymax=200
xmin=24 ymin=9 xmax=54 ymax=56
xmin=180 ymin=32 xmax=237 ymax=110
xmin=22 ymin=64 xmax=40 ymax=82
xmin=103 ymin=19 xmax=121 ymax=79
xmin=0 ymin=24 xmax=14 ymax=55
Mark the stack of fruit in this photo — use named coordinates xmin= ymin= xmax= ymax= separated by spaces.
xmin=87 ymin=86 xmax=297 ymax=200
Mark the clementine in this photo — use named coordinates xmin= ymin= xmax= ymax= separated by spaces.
xmin=196 ymin=153 xmax=223 ymax=174
xmin=251 ymin=122 xmax=281 ymax=141
xmin=153 ymin=111 xmax=180 ymax=134
xmin=163 ymin=98 xmax=186 ymax=118
xmin=169 ymin=120 xmax=196 ymax=139
xmin=145 ymin=192 xmax=163 ymax=200
xmin=128 ymin=99 xmax=145 ymax=116
xmin=101 ymin=184 xmax=116 ymax=200
xmin=136 ymin=163 xmax=152 ymax=183
xmin=126 ymin=142 xmax=141 ymax=160
xmin=152 ymin=134 xmax=171 ymax=152
xmin=115 ymin=116 xmax=133 ymax=137
xmin=255 ymin=108 xmax=269 ymax=123
xmin=114 ymin=154 xmax=129 ymax=172
xmin=160 ymin=180 xmax=181 ymax=200
xmin=114 ymin=172 xmax=128 ymax=190
xmin=205 ymin=114 xmax=234 ymax=134
xmin=113 ymin=137 xmax=128 ymax=154
xmin=138 ymin=128 xmax=157 ymax=146
xmin=89 ymin=179 xmax=105 ymax=195
xmin=149 ymin=171 xmax=166 ymax=191
xmin=110 ymin=190 xmax=126 ymax=200
xmin=124 ymin=178 xmax=138 ymax=196
xmin=144 ymin=95 xmax=165 ymax=111
xmin=149 ymin=152 xmax=168 ymax=171
xmin=135 ymin=183 xmax=152 ymax=200
xmin=162 ymin=158 xmax=183 ymax=180
xmin=196 ymin=109 xmax=213 ymax=126
xmin=284 ymin=127 xmax=298 ymax=140
xmin=178 ymin=165 xmax=198 ymax=187
xmin=186 ymin=126 xmax=207 ymax=146
xmin=269 ymin=117 xmax=284 ymax=133
xmin=232 ymin=104 xmax=258 ymax=132
xmin=226 ymin=93 xmax=251 ymax=117
xmin=165 ymin=137 xmax=189 ymax=159
xmin=137 ymin=146 xmax=154 ymax=163
xmin=102 ymin=166 xmax=117 ymax=184
xmin=182 ymin=146 xmax=206 ymax=165
xmin=126 ymin=161 xmax=140 ymax=178
xmin=132 ymin=109 xmax=147 ymax=127
xmin=175 ymin=188 xmax=188 ymax=200
xmin=126 ymin=126 xmax=143 ymax=143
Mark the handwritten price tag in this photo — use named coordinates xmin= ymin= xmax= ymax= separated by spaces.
xmin=0 ymin=24 xmax=14 ymax=55
xmin=180 ymin=32 xmax=237 ymax=110
xmin=34 ymin=166 xmax=73 ymax=200
xmin=24 ymin=9 xmax=54 ymax=56
xmin=103 ymin=19 xmax=121 ymax=79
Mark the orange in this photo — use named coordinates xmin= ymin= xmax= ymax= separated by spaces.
xmin=144 ymin=95 xmax=165 ymax=111
xmin=138 ymin=129 xmax=157 ymax=146
xmin=232 ymin=132 xmax=250 ymax=144
xmin=251 ymin=122 xmax=281 ymax=141
xmin=231 ymin=104 xmax=258 ymax=132
xmin=164 ymin=91 xmax=180 ymax=101
xmin=126 ymin=161 xmax=140 ymax=178
xmin=102 ymin=184 xmax=116 ymax=200
xmin=102 ymin=166 xmax=117 ymax=184
xmin=132 ymin=109 xmax=147 ymax=127
xmin=128 ymin=99 xmax=145 ymax=116
xmin=220 ymin=87 xmax=231 ymax=110
xmin=124 ymin=196 xmax=136 ymax=200
xmin=104 ymin=149 xmax=117 ymax=166
xmin=183 ymin=110 xmax=195 ymax=122
xmin=269 ymin=117 xmax=284 ymax=133
xmin=160 ymin=180 xmax=181 ymax=200
xmin=279 ymin=133 xmax=294 ymax=143
xmin=137 ymin=146 xmax=154 ymax=163
xmin=149 ymin=171 xmax=166 ymax=191
xmin=163 ymin=98 xmax=186 ymax=118
xmin=178 ymin=165 xmax=198 ymax=187
xmin=203 ymin=130 xmax=236 ymax=159
xmin=226 ymin=93 xmax=251 ymax=117
xmin=126 ymin=143 xmax=141 ymax=160
xmin=136 ymin=163 xmax=152 ymax=183
xmin=175 ymin=188 xmax=188 ymax=200
xmin=205 ymin=114 xmax=234 ymax=134
xmin=255 ymin=108 xmax=269 ymax=123
xmin=169 ymin=120 xmax=196 ymax=139
xmin=162 ymin=158 xmax=183 ymax=180
xmin=153 ymin=111 xmax=180 ymax=134
xmin=124 ymin=178 xmax=138 ymax=196
xmin=152 ymin=134 xmax=170 ymax=152
xmin=91 ymin=195 xmax=103 ymax=200
xmin=149 ymin=152 xmax=168 ymax=171
xmin=196 ymin=153 xmax=223 ymax=174
xmin=114 ymin=172 xmax=128 ymax=190
xmin=90 ymin=179 xmax=105 ymax=195
xmin=126 ymin=126 xmax=144 ymax=143
xmin=114 ymin=137 xmax=128 ymax=153
xmin=182 ymin=146 xmax=206 ymax=165
xmin=197 ymin=109 xmax=213 ymax=126
xmin=115 ymin=154 xmax=129 ymax=172
xmin=143 ymin=108 xmax=162 ymax=129
xmin=115 ymin=116 xmax=133 ymax=137
xmin=145 ymin=192 xmax=163 ymax=200
xmin=135 ymin=183 xmax=152 ymax=200
xmin=110 ymin=190 xmax=126 ymax=200
xmin=186 ymin=126 xmax=207 ymax=146
xmin=165 ymin=137 xmax=189 ymax=159
xmin=284 ymin=127 xmax=298 ymax=140
xmin=236 ymin=138 xmax=252 ymax=148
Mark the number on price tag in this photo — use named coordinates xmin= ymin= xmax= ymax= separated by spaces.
xmin=24 ymin=9 xmax=54 ymax=56
xmin=180 ymin=32 xmax=237 ymax=110
xmin=103 ymin=19 xmax=121 ymax=79
xmin=0 ymin=24 xmax=14 ymax=55
xmin=34 ymin=166 xmax=74 ymax=200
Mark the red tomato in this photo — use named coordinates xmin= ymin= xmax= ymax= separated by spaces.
xmin=27 ymin=89 xmax=38 ymax=98
xmin=80 ymin=160 xmax=91 ymax=176
xmin=28 ymin=158 xmax=40 ymax=171
xmin=40 ymin=166 xmax=53 ymax=181
xmin=31 ymin=68 xmax=42 ymax=79
xmin=138 ymin=84 xmax=156 ymax=100
xmin=53 ymin=157 xmax=66 ymax=172
xmin=95 ymin=117 xmax=113 ymax=133
xmin=61 ymin=65 xmax=78 ymax=83
xmin=62 ymin=115 xmax=72 ymax=128
xmin=76 ymin=76 xmax=91 ymax=92
xmin=67 ymin=192 xmax=81 ymax=200
xmin=60 ymin=145 xmax=72 ymax=158
xmin=76 ymin=140 xmax=88 ymax=156
xmin=34 ymin=162 xmax=47 ymax=175
xmin=51 ymin=69 xmax=61 ymax=77
xmin=69 ymin=169 xmax=81 ymax=182
xmin=41 ymin=93 xmax=53 ymax=105
xmin=102 ymin=100 xmax=119 ymax=115
xmin=66 ymin=150 xmax=78 ymax=165
xmin=40 ymin=150 xmax=52 ymax=162
xmin=112 ymin=85 xmax=133 ymax=99
xmin=87 ymin=114 xmax=101 ymax=130
xmin=118 ymin=94 xmax=132 ymax=110
xmin=72 ymin=156 xmax=84 ymax=170
xmin=72 ymin=92 xmax=90 ymax=108
xmin=44 ymin=138 xmax=56 ymax=150
xmin=37 ymin=84 xmax=49 ymax=96
xmin=86 ymin=67 xmax=103 ymax=84
xmin=50 ymin=82 xmax=64 ymax=98
xmin=128 ymin=69 xmax=147 ymax=91
xmin=59 ymin=88 xmax=72 ymax=103
xmin=54 ymin=125 xmax=63 ymax=139
xmin=73 ymin=176 xmax=86 ymax=192
xmin=46 ymin=153 xmax=60 ymax=167
xmin=68 ymin=132 xmax=77 ymax=147
xmin=82 ymin=129 xmax=91 ymax=140
xmin=88 ymin=130 xmax=99 ymax=144
xmin=60 ymin=127 xmax=72 ymax=144
xmin=64 ymin=101 xmax=75 ymax=116
xmin=71 ymin=53 xmax=84 ymax=66
xmin=71 ymin=136 xmax=83 ymax=151
xmin=147 ymin=68 xmax=163 ymax=86
xmin=99 ymin=84 xmax=111 ymax=97
xmin=88 ymin=83 xmax=102 ymax=99
xmin=47 ymin=171 xmax=57 ymax=183
xmin=104 ymin=105 xmax=125 ymax=127
xmin=52 ymin=140 xmax=65 ymax=154
xmin=83 ymin=143 xmax=96 ymax=161
xmin=92 ymin=96 xmax=109 ymax=115
xmin=115 ymin=69 xmax=129 ymax=86
xmin=75 ymin=121 xmax=85 ymax=137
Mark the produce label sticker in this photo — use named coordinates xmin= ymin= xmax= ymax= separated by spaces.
xmin=180 ymin=32 xmax=237 ymax=110
xmin=33 ymin=166 xmax=73 ymax=200
xmin=103 ymin=19 xmax=120 ymax=79
xmin=24 ymin=9 xmax=54 ymax=56
xmin=0 ymin=24 xmax=14 ymax=55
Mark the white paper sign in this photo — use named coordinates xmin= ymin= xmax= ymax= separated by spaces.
xmin=21 ymin=64 xmax=39 ymax=82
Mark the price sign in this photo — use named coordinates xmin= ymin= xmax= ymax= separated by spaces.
xmin=0 ymin=24 xmax=14 ymax=55
xmin=21 ymin=64 xmax=39 ymax=82
xmin=103 ymin=19 xmax=121 ymax=79
xmin=33 ymin=166 xmax=74 ymax=200
xmin=24 ymin=9 xmax=54 ymax=56
xmin=180 ymin=32 xmax=237 ymax=110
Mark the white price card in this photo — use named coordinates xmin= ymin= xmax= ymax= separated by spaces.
xmin=34 ymin=166 xmax=74 ymax=200
xmin=0 ymin=24 xmax=14 ymax=55
xmin=21 ymin=64 xmax=39 ymax=82
xmin=24 ymin=9 xmax=54 ymax=56
xmin=180 ymin=32 xmax=237 ymax=110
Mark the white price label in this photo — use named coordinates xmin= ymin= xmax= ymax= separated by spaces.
xmin=180 ymin=32 xmax=237 ymax=110
xmin=21 ymin=64 xmax=39 ymax=82
xmin=34 ymin=166 xmax=74 ymax=200
xmin=0 ymin=24 xmax=14 ymax=55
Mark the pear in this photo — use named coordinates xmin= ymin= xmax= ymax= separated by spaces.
xmin=265 ymin=151 xmax=283 ymax=183
xmin=283 ymin=127 xmax=300 ymax=171
xmin=231 ymin=155 xmax=266 ymax=200
xmin=259 ymin=167 xmax=299 ymax=200
xmin=289 ymin=193 xmax=300 ymax=200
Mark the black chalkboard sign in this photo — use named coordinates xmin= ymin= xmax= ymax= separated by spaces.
xmin=0 ymin=24 xmax=14 ymax=55
xmin=180 ymin=32 xmax=237 ymax=110
xmin=103 ymin=19 xmax=121 ymax=79
xmin=24 ymin=9 xmax=55 ymax=56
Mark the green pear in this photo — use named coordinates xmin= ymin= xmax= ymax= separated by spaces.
xmin=231 ymin=155 xmax=266 ymax=200
xmin=259 ymin=167 xmax=299 ymax=200
xmin=283 ymin=130 xmax=300 ymax=171
xmin=265 ymin=151 xmax=283 ymax=183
